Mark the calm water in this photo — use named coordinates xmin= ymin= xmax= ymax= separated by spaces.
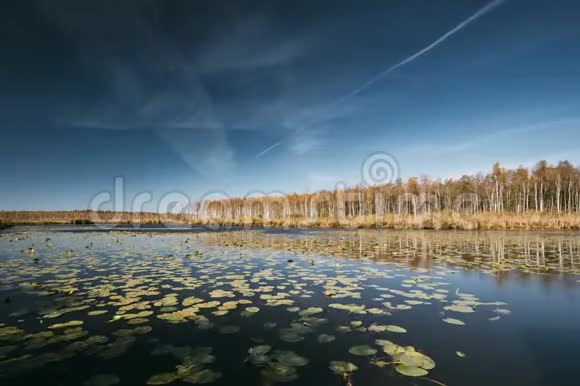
xmin=1 ymin=226 xmax=579 ymax=386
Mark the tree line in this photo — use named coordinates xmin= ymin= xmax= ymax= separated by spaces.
xmin=198 ymin=160 xmax=580 ymax=221
xmin=2 ymin=160 xmax=579 ymax=230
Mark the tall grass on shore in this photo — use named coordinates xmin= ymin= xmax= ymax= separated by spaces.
xmin=188 ymin=212 xmax=580 ymax=231
xmin=0 ymin=210 xmax=189 ymax=226
xmin=1 ymin=210 xmax=579 ymax=231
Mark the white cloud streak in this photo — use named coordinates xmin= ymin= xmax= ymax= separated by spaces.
xmin=255 ymin=0 xmax=506 ymax=157
xmin=255 ymin=141 xmax=281 ymax=158
xmin=337 ymin=0 xmax=506 ymax=103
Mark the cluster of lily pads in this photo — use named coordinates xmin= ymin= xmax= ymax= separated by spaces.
xmin=247 ymin=345 xmax=309 ymax=383
xmin=0 ymin=229 xmax=522 ymax=385
xmin=147 ymin=346 xmax=221 ymax=385
xmin=327 ymin=340 xmax=436 ymax=379
xmin=198 ymin=229 xmax=580 ymax=276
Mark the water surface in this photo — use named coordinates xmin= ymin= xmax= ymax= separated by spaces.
xmin=1 ymin=226 xmax=579 ymax=386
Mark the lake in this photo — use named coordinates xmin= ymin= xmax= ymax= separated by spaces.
xmin=1 ymin=225 xmax=579 ymax=386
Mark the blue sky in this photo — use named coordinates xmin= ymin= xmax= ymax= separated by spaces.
xmin=1 ymin=0 xmax=580 ymax=210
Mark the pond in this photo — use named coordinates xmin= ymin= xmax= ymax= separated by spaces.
xmin=1 ymin=225 xmax=579 ymax=386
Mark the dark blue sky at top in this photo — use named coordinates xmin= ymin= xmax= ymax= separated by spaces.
xmin=1 ymin=0 xmax=579 ymax=210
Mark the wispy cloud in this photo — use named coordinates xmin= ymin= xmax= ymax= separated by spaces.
xmin=256 ymin=142 xmax=281 ymax=158
xmin=255 ymin=0 xmax=506 ymax=158
xmin=407 ymin=117 xmax=580 ymax=155
xmin=336 ymin=0 xmax=506 ymax=102
xmin=291 ymin=137 xmax=317 ymax=156
xmin=197 ymin=14 xmax=315 ymax=74
xmin=37 ymin=0 xmax=244 ymax=177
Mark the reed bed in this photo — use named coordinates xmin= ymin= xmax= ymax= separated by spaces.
xmin=3 ymin=211 xmax=577 ymax=230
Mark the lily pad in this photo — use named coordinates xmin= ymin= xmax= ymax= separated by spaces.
xmin=261 ymin=363 xmax=298 ymax=383
xmin=48 ymin=320 xmax=84 ymax=329
xmin=329 ymin=361 xmax=358 ymax=375
xmin=249 ymin=345 xmax=272 ymax=356
xmin=398 ymin=351 xmax=435 ymax=370
xmin=182 ymin=369 xmax=222 ymax=384
xmin=146 ymin=372 xmax=179 ymax=385
xmin=273 ymin=350 xmax=309 ymax=367
xmin=444 ymin=304 xmax=475 ymax=313
xmin=386 ymin=325 xmax=407 ymax=333
xmin=442 ymin=318 xmax=465 ymax=326
xmin=280 ymin=331 xmax=304 ymax=343
xmin=349 ymin=345 xmax=377 ymax=356
xmin=298 ymin=307 xmax=323 ymax=317
xmin=395 ymin=365 xmax=428 ymax=377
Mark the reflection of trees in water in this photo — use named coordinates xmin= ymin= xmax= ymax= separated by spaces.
xmin=198 ymin=230 xmax=580 ymax=286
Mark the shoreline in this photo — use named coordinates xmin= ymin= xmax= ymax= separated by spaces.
xmin=2 ymin=211 xmax=580 ymax=231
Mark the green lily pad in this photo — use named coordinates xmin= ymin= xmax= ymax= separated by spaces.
xmin=88 ymin=310 xmax=109 ymax=316
xmin=273 ymin=350 xmax=309 ymax=367
xmin=146 ymin=372 xmax=179 ymax=385
xmin=395 ymin=365 xmax=428 ymax=377
xmin=261 ymin=363 xmax=299 ymax=383
xmin=386 ymin=325 xmax=407 ymax=333
xmin=442 ymin=318 xmax=465 ymax=326
xmin=368 ymin=324 xmax=387 ymax=332
xmin=280 ymin=331 xmax=304 ymax=343
xmin=382 ymin=342 xmax=404 ymax=356
xmin=444 ymin=304 xmax=475 ymax=313
xmin=182 ymin=369 xmax=222 ymax=384
xmin=48 ymin=320 xmax=84 ymax=329
xmin=349 ymin=345 xmax=377 ymax=356
xmin=398 ymin=351 xmax=435 ymax=370
xmin=298 ymin=307 xmax=323 ymax=317
xmin=249 ymin=345 xmax=272 ymax=356
xmin=329 ymin=361 xmax=358 ymax=375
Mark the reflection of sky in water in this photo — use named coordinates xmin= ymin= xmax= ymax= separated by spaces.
xmin=0 ymin=226 xmax=579 ymax=386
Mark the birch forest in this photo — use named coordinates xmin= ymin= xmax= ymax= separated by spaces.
xmin=2 ymin=160 xmax=580 ymax=230
xmin=195 ymin=160 xmax=580 ymax=228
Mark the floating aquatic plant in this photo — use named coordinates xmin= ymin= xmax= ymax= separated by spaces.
xmin=349 ymin=345 xmax=377 ymax=356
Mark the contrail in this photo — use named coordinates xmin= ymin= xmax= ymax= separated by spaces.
xmin=255 ymin=141 xmax=281 ymax=158
xmin=338 ymin=0 xmax=506 ymax=102
xmin=255 ymin=0 xmax=505 ymax=156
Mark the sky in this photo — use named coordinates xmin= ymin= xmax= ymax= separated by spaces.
xmin=1 ymin=0 xmax=580 ymax=211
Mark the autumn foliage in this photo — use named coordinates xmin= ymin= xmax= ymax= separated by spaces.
xmin=2 ymin=161 xmax=580 ymax=230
